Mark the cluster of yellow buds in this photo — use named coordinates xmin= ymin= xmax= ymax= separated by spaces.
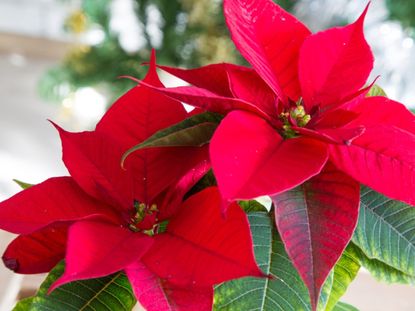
xmin=128 ymin=201 xmax=159 ymax=235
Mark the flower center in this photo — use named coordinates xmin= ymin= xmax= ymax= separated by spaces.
xmin=278 ymin=99 xmax=311 ymax=139
xmin=128 ymin=200 xmax=159 ymax=235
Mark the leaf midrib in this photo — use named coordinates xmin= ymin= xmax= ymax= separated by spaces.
xmin=79 ymin=273 xmax=124 ymax=311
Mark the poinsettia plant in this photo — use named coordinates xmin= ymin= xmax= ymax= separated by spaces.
xmin=2 ymin=0 xmax=415 ymax=310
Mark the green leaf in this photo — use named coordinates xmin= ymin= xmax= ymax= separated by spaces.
xmin=122 ymin=111 xmax=223 ymax=165
xmin=214 ymin=212 xmax=330 ymax=311
xmin=366 ymin=84 xmax=387 ymax=97
xmin=332 ymin=301 xmax=359 ymax=311
xmin=349 ymin=243 xmax=415 ymax=285
xmin=14 ymin=262 xmax=136 ymax=311
xmin=352 ymin=187 xmax=415 ymax=279
xmin=325 ymin=246 xmax=361 ymax=311
xmin=13 ymin=298 xmax=35 ymax=311
xmin=13 ymin=179 xmax=33 ymax=189
xmin=238 ymin=200 xmax=268 ymax=213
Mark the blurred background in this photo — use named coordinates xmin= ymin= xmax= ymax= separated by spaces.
xmin=0 ymin=0 xmax=414 ymax=310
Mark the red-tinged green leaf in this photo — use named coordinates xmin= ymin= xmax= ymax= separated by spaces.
xmin=50 ymin=221 xmax=153 ymax=291
xmin=352 ymin=187 xmax=415 ymax=280
xmin=12 ymin=179 xmax=33 ymax=189
xmin=324 ymin=245 xmax=361 ymax=311
xmin=143 ymin=187 xmax=264 ymax=288
xmin=129 ymin=122 xmax=216 ymax=148
xmin=272 ymin=164 xmax=360 ymax=311
xmin=214 ymin=212 xmax=333 ymax=311
xmin=210 ymin=110 xmax=328 ymax=200
xmin=126 ymin=262 xmax=213 ymax=311
xmin=299 ymin=4 xmax=373 ymax=110
xmin=224 ymin=0 xmax=311 ymax=102
xmin=13 ymin=262 xmax=136 ymax=311
xmin=348 ymin=243 xmax=415 ymax=285
xmin=3 ymin=224 xmax=67 ymax=274
xmin=122 ymin=111 xmax=222 ymax=165
xmin=0 ymin=177 xmax=116 ymax=234
xmin=329 ymin=126 xmax=415 ymax=206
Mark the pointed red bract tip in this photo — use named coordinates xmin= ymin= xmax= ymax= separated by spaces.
xmin=143 ymin=49 xmax=163 ymax=86
xmin=355 ymin=2 xmax=370 ymax=26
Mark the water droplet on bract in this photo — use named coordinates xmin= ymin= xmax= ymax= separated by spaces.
xmin=342 ymin=42 xmax=346 ymax=46
xmin=192 ymin=280 xmax=196 ymax=285
xmin=281 ymin=17 xmax=286 ymax=21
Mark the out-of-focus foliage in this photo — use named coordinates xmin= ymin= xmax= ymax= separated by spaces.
xmin=39 ymin=0 xmax=296 ymax=103
xmin=386 ymin=0 xmax=415 ymax=29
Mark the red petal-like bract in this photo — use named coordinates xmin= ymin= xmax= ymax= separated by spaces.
xmin=158 ymin=63 xmax=242 ymax=97
xmin=0 ymin=177 xmax=116 ymax=234
xmin=299 ymin=4 xmax=373 ymax=110
xmin=157 ymin=153 xmax=210 ymax=220
xmin=330 ymin=125 xmax=415 ymax=205
xmin=57 ymin=126 xmax=205 ymax=212
xmin=97 ymin=50 xmax=187 ymax=149
xmin=132 ymin=79 xmax=271 ymax=120
xmin=56 ymin=51 xmax=208 ymax=209
xmin=50 ymin=221 xmax=153 ymax=291
xmin=3 ymin=224 xmax=67 ymax=274
xmin=126 ymin=262 xmax=213 ymax=311
xmin=348 ymin=96 xmax=415 ymax=134
xmin=143 ymin=187 xmax=264 ymax=287
xmin=226 ymin=66 xmax=277 ymax=117
xmin=224 ymin=0 xmax=310 ymax=103
xmin=272 ymin=163 xmax=360 ymax=311
xmin=210 ymin=110 xmax=328 ymax=200
xmin=294 ymin=126 xmax=365 ymax=145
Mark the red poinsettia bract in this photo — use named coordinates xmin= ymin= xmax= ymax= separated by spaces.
xmin=0 ymin=52 xmax=263 ymax=310
xmin=132 ymin=0 xmax=415 ymax=309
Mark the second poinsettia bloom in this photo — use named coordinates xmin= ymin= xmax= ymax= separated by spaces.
xmin=0 ymin=52 xmax=263 ymax=311
xmin=136 ymin=0 xmax=415 ymax=208
xmin=129 ymin=1 xmax=415 ymax=309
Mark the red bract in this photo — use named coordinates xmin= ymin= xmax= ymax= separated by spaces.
xmin=0 ymin=52 xmax=263 ymax=310
xmin=130 ymin=1 xmax=415 ymax=309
